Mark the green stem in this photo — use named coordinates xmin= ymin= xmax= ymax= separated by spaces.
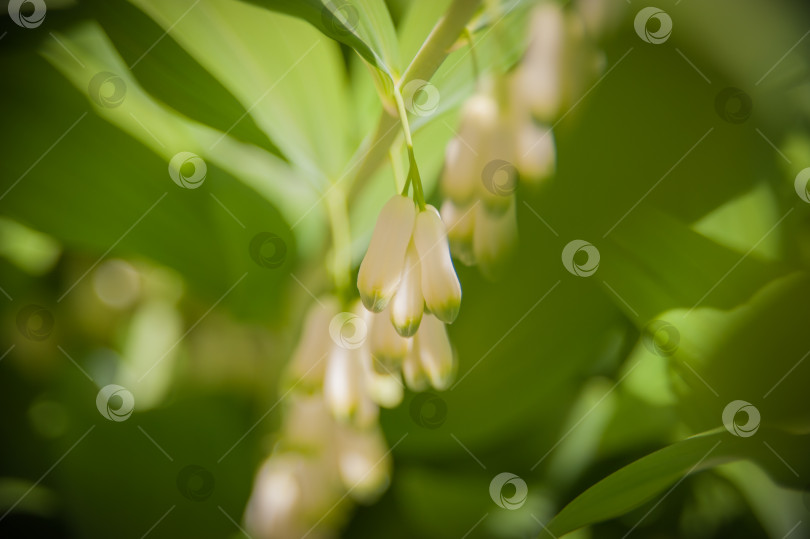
xmin=389 ymin=145 xmax=406 ymax=192
xmin=325 ymin=187 xmax=351 ymax=294
xmin=347 ymin=0 xmax=483 ymax=199
xmin=392 ymin=86 xmax=426 ymax=210
xmin=464 ymin=27 xmax=480 ymax=81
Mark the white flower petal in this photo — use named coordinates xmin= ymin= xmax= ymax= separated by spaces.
xmin=441 ymin=95 xmax=499 ymax=204
xmin=370 ymin=304 xmax=410 ymax=367
xmin=518 ymin=3 xmax=567 ymax=121
xmin=357 ymin=195 xmax=416 ymax=312
xmin=284 ymin=298 xmax=338 ymax=391
xmin=473 ymin=197 xmax=518 ymax=281
xmin=441 ymin=199 xmax=477 ymax=266
xmin=335 ymin=425 xmax=391 ymax=503
xmin=360 ymin=340 xmax=404 ymax=408
xmin=390 ymin=242 xmax=424 ymax=336
xmin=416 ymin=314 xmax=456 ymax=391
xmin=516 ymin=120 xmax=556 ymax=187
xmin=323 ymin=344 xmax=378 ymax=427
xmin=402 ymin=341 xmax=429 ymax=392
xmin=413 ymin=206 xmax=462 ymax=324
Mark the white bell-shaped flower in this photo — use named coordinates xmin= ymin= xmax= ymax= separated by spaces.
xmin=515 ymin=120 xmax=556 ymax=188
xmin=357 ymin=195 xmax=416 ymax=312
xmin=441 ymin=94 xmax=499 ymax=204
xmin=323 ymin=344 xmax=378 ymax=427
xmin=402 ymin=341 xmax=429 ymax=392
xmin=389 ymin=241 xmax=424 ymax=337
xmin=415 ymin=314 xmax=456 ymax=390
xmin=473 ymin=197 xmax=518 ymax=281
xmin=369 ymin=305 xmax=410 ymax=368
xmin=284 ymin=298 xmax=338 ymax=392
xmin=413 ymin=206 xmax=462 ymax=324
xmin=476 ymin=119 xmax=518 ymax=215
xmin=361 ymin=345 xmax=404 ymax=409
xmin=282 ymin=394 xmax=335 ymax=450
xmin=517 ymin=3 xmax=567 ymax=122
xmin=441 ymin=199 xmax=477 ymax=266
xmin=335 ymin=424 xmax=391 ymax=503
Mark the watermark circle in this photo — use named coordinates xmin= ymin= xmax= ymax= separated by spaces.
xmin=249 ymin=232 xmax=287 ymax=269
xmin=402 ymin=79 xmax=441 ymax=117
xmin=562 ymin=240 xmax=600 ymax=277
xmin=409 ymin=392 xmax=447 ymax=429
xmin=88 ymin=72 xmax=127 ymax=109
xmin=722 ymin=400 xmax=760 ymax=437
xmin=329 ymin=312 xmax=367 ymax=350
xmin=489 ymin=472 xmax=528 ymax=510
xmin=168 ymin=152 xmax=206 ymax=189
xmin=8 ymin=0 xmax=46 ymax=29
xmin=17 ymin=304 xmax=54 ymax=341
xmin=96 ymin=384 xmax=135 ymax=422
xmin=634 ymin=7 xmax=672 ymax=44
xmin=177 ymin=465 xmax=215 ymax=501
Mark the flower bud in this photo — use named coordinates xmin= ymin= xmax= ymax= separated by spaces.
xmin=357 ymin=195 xmax=416 ymax=312
xmin=335 ymin=424 xmax=391 ymax=503
xmin=413 ymin=206 xmax=462 ymax=324
xmin=473 ymin=197 xmax=518 ymax=281
xmin=441 ymin=95 xmax=499 ymax=204
xmin=402 ymin=342 xmax=429 ymax=392
xmin=415 ymin=314 xmax=456 ymax=390
xmin=389 ymin=242 xmax=424 ymax=337
xmin=441 ymin=199 xmax=477 ymax=266
xmin=284 ymin=298 xmax=338 ymax=392
xmin=282 ymin=394 xmax=334 ymax=450
xmin=323 ymin=344 xmax=378 ymax=427
xmin=361 ymin=346 xmax=404 ymax=408
xmin=518 ymin=3 xmax=567 ymax=122
xmin=369 ymin=305 xmax=410 ymax=368
xmin=515 ymin=120 xmax=556 ymax=188
xmin=476 ymin=121 xmax=518 ymax=215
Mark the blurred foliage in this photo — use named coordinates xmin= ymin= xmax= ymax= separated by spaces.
xmin=2 ymin=0 xmax=810 ymax=538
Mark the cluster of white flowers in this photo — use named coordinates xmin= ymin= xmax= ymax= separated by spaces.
xmin=245 ymin=256 xmax=458 ymax=539
xmin=441 ymin=1 xmax=608 ymax=279
xmin=243 ymin=2 xmax=618 ymax=536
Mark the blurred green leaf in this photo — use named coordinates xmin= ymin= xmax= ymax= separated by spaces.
xmin=242 ymin=0 xmax=400 ymax=77
xmin=79 ymin=0 xmax=284 ymax=159
xmin=541 ymin=431 xmax=733 ymax=539
xmin=130 ymin=0 xmax=353 ymax=181
xmin=0 ymin=51 xmax=293 ymax=321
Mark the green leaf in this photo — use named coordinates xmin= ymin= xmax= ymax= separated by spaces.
xmin=242 ymin=0 xmax=400 ymax=77
xmin=130 ymin=0 xmax=353 ymax=181
xmin=79 ymin=0 xmax=284 ymax=159
xmin=541 ymin=431 xmax=734 ymax=538
xmin=0 ymin=49 xmax=293 ymax=322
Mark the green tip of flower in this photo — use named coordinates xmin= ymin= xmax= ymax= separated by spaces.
xmin=394 ymin=317 xmax=422 ymax=337
xmin=360 ymin=290 xmax=389 ymax=313
xmin=431 ymin=301 xmax=460 ymax=324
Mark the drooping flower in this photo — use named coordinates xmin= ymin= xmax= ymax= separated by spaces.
xmin=334 ymin=423 xmax=391 ymax=503
xmin=283 ymin=298 xmax=338 ymax=392
xmin=389 ymin=241 xmax=424 ymax=337
xmin=414 ymin=314 xmax=456 ymax=391
xmin=402 ymin=341 xmax=429 ymax=392
xmin=441 ymin=94 xmax=499 ymax=205
xmin=473 ymin=197 xmax=518 ymax=281
xmin=361 ymin=344 xmax=404 ymax=409
xmin=413 ymin=205 xmax=462 ymax=324
xmin=323 ymin=343 xmax=378 ymax=427
xmin=440 ymin=199 xmax=477 ymax=267
xmin=515 ymin=2 xmax=568 ymax=122
xmin=357 ymin=195 xmax=416 ymax=312
xmin=369 ymin=304 xmax=410 ymax=368
xmin=515 ymin=119 xmax=556 ymax=188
